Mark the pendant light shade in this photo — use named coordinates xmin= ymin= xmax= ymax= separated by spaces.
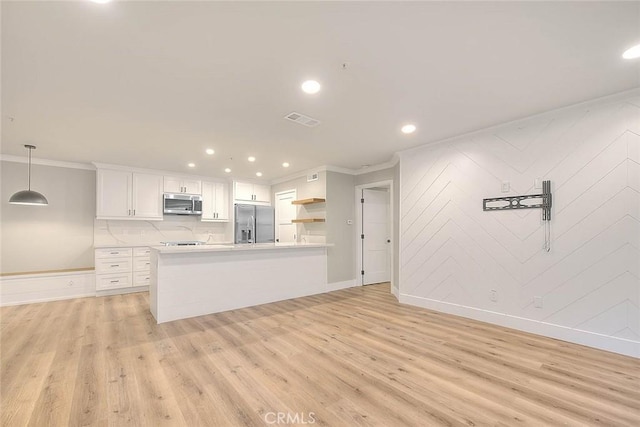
xmin=9 ymin=145 xmax=48 ymax=206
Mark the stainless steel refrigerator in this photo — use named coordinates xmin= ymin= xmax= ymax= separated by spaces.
xmin=234 ymin=204 xmax=275 ymax=244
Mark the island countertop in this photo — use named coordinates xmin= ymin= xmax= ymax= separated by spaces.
xmin=151 ymin=242 xmax=332 ymax=254
xmin=149 ymin=242 xmax=333 ymax=323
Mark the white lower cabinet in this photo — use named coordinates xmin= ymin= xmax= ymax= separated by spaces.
xmin=95 ymin=246 xmax=151 ymax=292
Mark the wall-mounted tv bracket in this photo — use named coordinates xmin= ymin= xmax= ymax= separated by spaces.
xmin=483 ymin=180 xmax=552 ymax=251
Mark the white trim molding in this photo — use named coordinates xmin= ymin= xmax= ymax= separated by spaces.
xmin=1 ymin=155 xmax=96 ymax=171
xmin=325 ymin=279 xmax=358 ymax=292
xmin=400 ymin=294 xmax=640 ymax=358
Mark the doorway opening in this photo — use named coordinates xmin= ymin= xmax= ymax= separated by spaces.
xmin=275 ymin=189 xmax=297 ymax=243
xmin=355 ymin=180 xmax=393 ymax=287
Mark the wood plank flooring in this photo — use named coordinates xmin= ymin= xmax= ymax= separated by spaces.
xmin=1 ymin=283 xmax=639 ymax=426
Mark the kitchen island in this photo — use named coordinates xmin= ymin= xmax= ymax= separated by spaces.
xmin=149 ymin=243 xmax=331 ymax=323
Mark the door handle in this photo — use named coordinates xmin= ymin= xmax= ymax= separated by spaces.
xmin=387 ymin=239 xmax=391 ymax=243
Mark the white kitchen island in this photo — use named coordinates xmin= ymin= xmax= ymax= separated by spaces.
xmin=149 ymin=243 xmax=331 ymax=323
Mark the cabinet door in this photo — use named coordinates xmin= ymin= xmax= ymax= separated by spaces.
xmin=215 ymin=182 xmax=229 ymax=220
xmin=182 ymin=179 xmax=202 ymax=195
xmin=96 ymin=169 xmax=131 ymax=218
xmin=234 ymin=181 xmax=254 ymax=202
xmin=132 ymin=173 xmax=163 ymax=219
xmin=253 ymin=184 xmax=271 ymax=203
xmin=163 ymin=176 xmax=182 ymax=193
xmin=201 ymin=181 xmax=215 ymax=220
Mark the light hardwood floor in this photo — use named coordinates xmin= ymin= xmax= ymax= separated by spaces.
xmin=1 ymin=283 xmax=639 ymax=426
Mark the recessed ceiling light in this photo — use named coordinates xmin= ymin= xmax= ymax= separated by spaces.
xmin=90 ymin=0 xmax=112 ymax=4
xmin=623 ymin=44 xmax=640 ymax=59
xmin=224 ymin=168 xmax=231 ymax=173
xmin=256 ymin=172 xmax=263 ymax=177
xmin=248 ymin=156 xmax=256 ymax=162
xmin=401 ymin=124 xmax=417 ymax=134
xmin=205 ymin=148 xmax=215 ymax=155
xmin=282 ymin=162 xmax=290 ymax=168
xmin=301 ymin=80 xmax=321 ymax=94
xmin=187 ymin=163 xmax=195 ymax=168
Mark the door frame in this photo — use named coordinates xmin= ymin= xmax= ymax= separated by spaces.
xmin=274 ymin=189 xmax=297 ymax=243
xmin=355 ymin=180 xmax=394 ymax=289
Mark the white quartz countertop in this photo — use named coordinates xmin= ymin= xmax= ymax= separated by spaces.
xmin=95 ymin=242 xmax=234 ymax=249
xmin=152 ymin=242 xmax=332 ymax=254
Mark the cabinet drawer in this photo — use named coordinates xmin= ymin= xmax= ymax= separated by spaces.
xmin=95 ymin=257 xmax=132 ymax=274
xmin=95 ymin=248 xmax=133 ymax=259
xmin=133 ymin=247 xmax=151 ymax=257
xmin=96 ymin=273 xmax=132 ymax=291
xmin=133 ymin=271 xmax=150 ymax=287
xmin=133 ymin=257 xmax=151 ymax=272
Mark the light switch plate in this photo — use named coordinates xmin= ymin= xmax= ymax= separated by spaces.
xmin=501 ymin=181 xmax=510 ymax=193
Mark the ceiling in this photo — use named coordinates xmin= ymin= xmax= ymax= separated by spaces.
xmin=2 ymin=1 xmax=639 ymax=181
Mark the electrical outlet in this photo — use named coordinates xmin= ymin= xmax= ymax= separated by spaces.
xmin=534 ymin=296 xmax=543 ymax=308
xmin=501 ymin=181 xmax=510 ymax=193
xmin=490 ymin=289 xmax=498 ymax=302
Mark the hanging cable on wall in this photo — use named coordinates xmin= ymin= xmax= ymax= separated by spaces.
xmin=483 ymin=180 xmax=552 ymax=252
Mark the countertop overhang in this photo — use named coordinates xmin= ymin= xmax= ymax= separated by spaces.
xmin=151 ymin=242 xmax=332 ymax=254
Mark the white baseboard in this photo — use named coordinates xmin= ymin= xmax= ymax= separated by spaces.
xmin=400 ymin=293 xmax=640 ymax=359
xmin=391 ymin=286 xmax=399 ymax=299
xmin=0 ymin=271 xmax=96 ymax=307
xmin=326 ymin=279 xmax=358 ymax=292
xmin=96 ymin=285 xmax=149 ymax=297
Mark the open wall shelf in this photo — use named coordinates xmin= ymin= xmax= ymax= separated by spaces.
xmin=291 ymin=218 xmax=325 ymax=223
xmin=292 ymin=198 xmax=326 ymax=205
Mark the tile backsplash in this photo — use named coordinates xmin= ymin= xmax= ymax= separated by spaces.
xmin=94 ymin=216 xmax=232 ymax=247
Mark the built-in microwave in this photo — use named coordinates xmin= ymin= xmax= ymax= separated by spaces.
xmin=163 ymin=193 xmax=203 ymax=215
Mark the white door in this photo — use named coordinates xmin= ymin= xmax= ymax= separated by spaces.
xmin=214 ymin=182 xmax=229 ymax=220
xmin=163 ymin=176 xmax=182 ymax=193
xmin=132 ymin=173 xmax=163 ymax=219
xmin=275 ymin=190 xmax=297 ymax=243
xmin=253 ymin=184 xmax=272 ymax=203
xmin=234 ymin=182 xmax=254 ymax=202
xmin=201 ymin=181 xmax=215 ymax=220
xmin=96 ymin=169 xmax=131 ymax=218
xmin=182 ymin=179 xmax=202 ymax=195
xmin=362 ymin=188 xmax=390 ymax=285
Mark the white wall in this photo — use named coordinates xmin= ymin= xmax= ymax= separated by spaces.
xmin=0 ymin=161 xmax=95 ymax=274
xmin=326 ymin=171 xmax=355 ymax=283
xmin=271 ymin=171 xmax=327 ymax=243
xmin=398 ymin=89 xmax=640 ymax=357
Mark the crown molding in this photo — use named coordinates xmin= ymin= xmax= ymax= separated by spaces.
xmin=399 ymin=86 xmax=640 ymax=157
xmin=1 ymin=155 xmax=95 ymax=171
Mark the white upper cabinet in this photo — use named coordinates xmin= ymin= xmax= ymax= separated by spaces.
xmin=253 ymin=184 xmax=271 ymax=203
xmin=132 ymin=173 xmax=164 ymax=219
xmin=97 ymin=169 xmax=131 ymax=218
xmin=234 ymin=181 xmax=271 ymax=204
xmin=164 ymin=176 xmax=201 ymax=195
xmin=201 ymin=181 xmax=229 ymax=221
xmin=96 ymin=169 xmax=163 ymax=220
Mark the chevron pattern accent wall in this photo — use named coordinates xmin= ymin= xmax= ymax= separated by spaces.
xmin=399 ymin=90 xmax=640 ymax=356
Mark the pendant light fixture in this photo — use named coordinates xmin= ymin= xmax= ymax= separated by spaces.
xmin=9 ymin=145 xmax=49 ymax=206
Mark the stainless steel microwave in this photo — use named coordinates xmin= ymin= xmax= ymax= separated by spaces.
xmin=163 ymin=193 xmax=203 ymax=215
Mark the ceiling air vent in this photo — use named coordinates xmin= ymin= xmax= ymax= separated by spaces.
xmin=307 ymin=173 xmax=319 ymax=182
xmin=284 ymin=112 xmax=320 ymax=127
